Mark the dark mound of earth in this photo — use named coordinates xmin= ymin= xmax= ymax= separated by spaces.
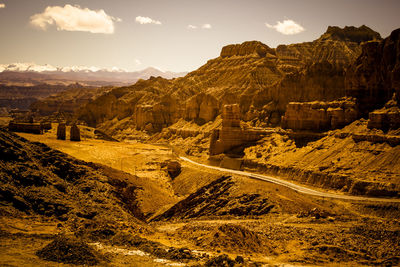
xmin=111 ymin=231 xmax=197 ymax=261
xmin=205 ymin=254 xmax=236 ymax=267
xmin=200 ymin=224 xmax=270 ymax=254
xmin=0 ymin=127 xmax=146 ymax=237
xmin=153 ymin=176 xmax=274 ymax=220
xmin=36 ymin=235 xmax=104 ymax=265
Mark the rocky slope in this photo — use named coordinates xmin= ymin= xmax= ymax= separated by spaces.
xmin=242 ymin=117 xmax=400 ymax=197
xmin=0 ymin=127 xmax=148 ymax=227
xmin=4 ymin=127 xmax=400 ymax=266
xmin=78 ymin=25 xmax=380 ymax=132
xmin=280 ymin=27 xmax=400 ymax=132
xmin=346 ymin=28 xmax=400 ymax=116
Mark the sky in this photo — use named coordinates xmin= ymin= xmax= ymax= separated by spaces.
xmin=0 ymin=0 xmax=399 ymax=72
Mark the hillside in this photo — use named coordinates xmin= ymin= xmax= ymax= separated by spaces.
xmin=78 ymin=25 xmax=380 ymax=132
xmin=5 ymin=127 xmax=400 ymax=266
xmin=0 ymin=67 xmax=186 ymax=113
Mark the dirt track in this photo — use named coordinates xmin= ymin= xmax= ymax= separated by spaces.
xmin=179 ymin=156 xmax=400 ymax=203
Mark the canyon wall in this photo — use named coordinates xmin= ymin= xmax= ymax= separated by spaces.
xmin=282 ymin=28 xmax=399 ymax=132
xmin=346 ymin=28 xmax=400 ymax=116
xmin=281 ymin=98 xmax=358 ymax=131
xmin=76 ymin=26 xmax=381 ymax=135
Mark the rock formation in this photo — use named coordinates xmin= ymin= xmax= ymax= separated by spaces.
xmin=281 ymin=98 xmax=358 ymax=131
xmin=271 ymin=61 xmax=347 ymax=114
xmin=40 ymin=121 xmax=52 ymax=131
xmin=134 ymin=95 xmax=181 ymax=132
xmin=185 ymin=93 xmax=219 ymax=124
xmin=320 ymin=25 xmax=381 ymax=44
xmin=346 ymin=28 xmax=400 ymax=116
xmin=220 ymin=41 xmax=275 ymax=58
xmin=76 ymin=26 xmax=381 ymax=135
xmin=57 ymin=123 xmax=66 ymax=140
xmin=367 ymin=93 xmax=400 ymax=130
xmin=8 ymin=122 xmax=43 ymax=134
xmin=70 ymin=124 xmax=80 ymax=141
xmin=282 ymin=27 xmax=399 ymax=132
xmin=210 ymin=104 xmax=267 ymax=155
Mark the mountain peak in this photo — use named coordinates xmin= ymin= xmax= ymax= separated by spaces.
xmin=319 ymin=25 xmax=382 ymax=43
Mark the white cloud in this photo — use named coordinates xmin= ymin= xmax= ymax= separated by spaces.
xmin=0 ymin=3 xmax=5 ymax=8
xmin=201 ymin=24 xmax=212 ymax=29
xmin=30 ymin=4 xmax=119 ymax=34
xmin=135 ymin=16 xmax=161 ymax=25
xmin=187 ymin=24 xmax=197 ymax=30
xmin=265 ymin=19 xmax=305 ymax=35
xmin=135 ymin=59 xmax=142 ymax=65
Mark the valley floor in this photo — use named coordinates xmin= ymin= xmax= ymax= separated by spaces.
xmin=1 ymin=128 xmax=397 ymax=266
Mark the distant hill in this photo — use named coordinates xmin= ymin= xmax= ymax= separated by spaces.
xmin=0 ymin=65 xmax=187 ymax=87
xmin=0 ymin=66 xmax=186 ymax=111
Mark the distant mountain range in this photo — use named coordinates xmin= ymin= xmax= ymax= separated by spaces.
xmin=0 ymin=63 xmax=187 ymax=87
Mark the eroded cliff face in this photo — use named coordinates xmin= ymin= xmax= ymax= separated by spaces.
xmin=281 ymin=28 xmax=400 ymax=132
xmin=77 ymin=26 xmax=380 ymax=134
xmin=281 ymin=98 xmax=358 ymax=131
xmin=346 ymin=28 xmax=400 ymax=116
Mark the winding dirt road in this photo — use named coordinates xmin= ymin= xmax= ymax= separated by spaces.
xmin=180 ymin=156 xmax=400 ymax=203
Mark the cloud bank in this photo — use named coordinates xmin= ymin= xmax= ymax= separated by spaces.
xmin=135 ymin=16 xmax=162 ymax=25
xmin=30 ymin=4 xmax=119 ymax=34
xmin=187 ymin=24 xmax=212 ymax=30
xmin=265 ymin=19 xmax=305 ymax=35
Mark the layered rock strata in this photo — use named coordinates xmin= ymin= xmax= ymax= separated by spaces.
xmin=210 ymin=104 xmax=267 ymax=155
xmin=367 ymin=94 xmax=400 ymax=130
xmin=281 ymin=98 xmax=358 ymax=131
xmin=346 ymin=28 xmax=400 ymax=115
xmin=77 ymin=26 xmax=380 ymax=133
